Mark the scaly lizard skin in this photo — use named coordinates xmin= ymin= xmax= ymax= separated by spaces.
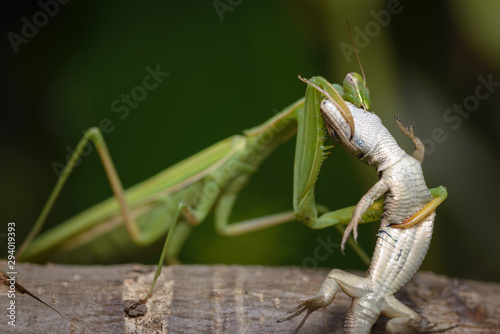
xmin=282 ymin=100 xmax=439 ymax=334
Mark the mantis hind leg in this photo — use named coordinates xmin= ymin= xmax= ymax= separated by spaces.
xmin=18 ymin=127 xmax=143 ymax=259
xmin=213 ymin=173 xmax=379 ymax=266
xmin=213 ymin=174 xmax=297 ymax=236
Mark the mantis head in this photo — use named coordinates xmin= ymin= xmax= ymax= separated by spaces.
xmin=343 ymin=72 xmax=370 ymax=111
xmin=299 ymin=75 xmax=356 ymax=140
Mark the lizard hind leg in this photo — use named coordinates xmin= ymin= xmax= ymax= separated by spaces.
xmin=382 ymin=295 xmax=437 ymax=334
xmin=279 ymin=269 xmax=368 ymax=333
xmin=277 ymin=283 xmax=338 ymax=334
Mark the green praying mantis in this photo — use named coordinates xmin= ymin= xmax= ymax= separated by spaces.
xmin=17 ymin=58 xmax=447 ymax=310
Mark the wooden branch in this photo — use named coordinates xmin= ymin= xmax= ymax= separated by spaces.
xmin=1 ymin=262 xmax=499 ymax=333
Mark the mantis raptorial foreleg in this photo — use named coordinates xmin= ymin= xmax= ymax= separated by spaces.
xmin=293 ymin=75 xmax=363 ymax=229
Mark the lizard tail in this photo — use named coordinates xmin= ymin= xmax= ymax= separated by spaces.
xmin=344 ymin=299 xmax=379 ymax=334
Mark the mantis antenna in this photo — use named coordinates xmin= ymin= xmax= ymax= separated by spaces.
xmin=346 ymin=20 xmax=366 ymax=84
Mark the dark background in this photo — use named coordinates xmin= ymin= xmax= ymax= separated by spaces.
xmin=1 ymin=0 xmax=499 ymax=282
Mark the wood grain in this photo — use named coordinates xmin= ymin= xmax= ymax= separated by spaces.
xmin=1 ymin=263 xmax=499 ymax=333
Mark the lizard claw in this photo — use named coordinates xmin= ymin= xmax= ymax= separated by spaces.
xmin=340 ymin=218 xmax=362 ymax=253
xmin=278 ymin=294 xmax=329 ymax=334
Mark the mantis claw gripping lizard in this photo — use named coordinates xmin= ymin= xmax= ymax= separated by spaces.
xmin=280 ymin=77 xmax=448 ymax=334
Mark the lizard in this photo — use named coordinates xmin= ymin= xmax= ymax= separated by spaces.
xmin=279 ymin=76 xmax=449 ymax=334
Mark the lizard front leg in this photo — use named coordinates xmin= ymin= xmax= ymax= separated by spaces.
xmin=394 ymin=116 xmax=425 ymax=164
xmin=341 ymin=178 xmax=389 ymax=252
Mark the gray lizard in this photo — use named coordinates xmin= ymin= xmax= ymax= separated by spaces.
xmin=280 ymin=89 xmax=448 ymax=333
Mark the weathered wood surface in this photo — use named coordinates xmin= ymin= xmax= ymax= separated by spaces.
xmin=1 ymin=263 xmax=499 ymax=333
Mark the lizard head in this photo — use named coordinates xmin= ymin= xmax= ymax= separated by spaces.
xmin=299 ymin=75 xmax=400 ymax=170
xmin=319 ymin=98 xmax=386 ymax=162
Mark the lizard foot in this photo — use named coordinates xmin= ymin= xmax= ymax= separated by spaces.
xmin=387 ymin=315 xmax=459 ymax=333
xmin=416 ymin=323 xmax=459 ymax=333
xmin=278 ymin=293 xmax=331 ymax=334
xmin=394 ymin=115 xmax=425 ymax=164
xmin=341 ymin=217 xmax=362 ymax=253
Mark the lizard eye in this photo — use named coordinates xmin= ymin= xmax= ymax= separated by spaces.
xmin=329 ymin=129 xmax=341 ymax=143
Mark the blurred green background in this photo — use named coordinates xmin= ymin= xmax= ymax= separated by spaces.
xmin=2 ymin=0 xmax=500 ymax=282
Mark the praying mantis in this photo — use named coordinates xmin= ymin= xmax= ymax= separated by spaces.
xmin=17 ymin=60 xmax=446 ymax=310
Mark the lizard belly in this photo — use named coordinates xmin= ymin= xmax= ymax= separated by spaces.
xmin=367 ymin=211 xmax=435 ymax=296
